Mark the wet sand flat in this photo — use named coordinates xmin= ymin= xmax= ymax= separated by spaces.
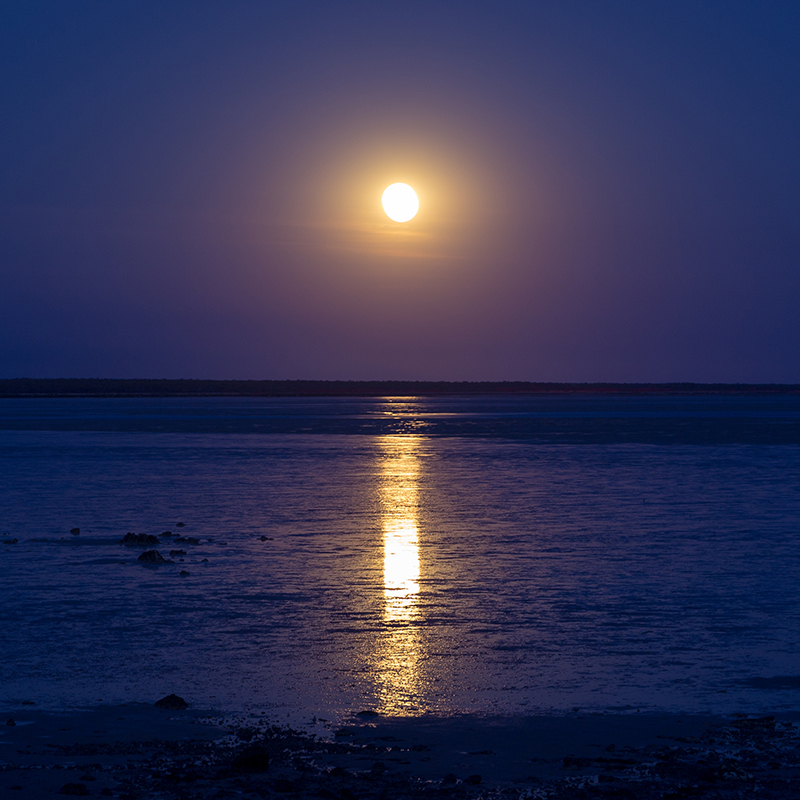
xmin=3 ymin=704 xmax=800 ymax=798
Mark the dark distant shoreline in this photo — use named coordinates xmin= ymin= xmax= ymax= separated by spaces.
xmin=1 ymin=378 xmax=800 ymax=398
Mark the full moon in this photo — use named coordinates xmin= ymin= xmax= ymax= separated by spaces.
xmin=382 ymin=183 xmax=419 ymax=223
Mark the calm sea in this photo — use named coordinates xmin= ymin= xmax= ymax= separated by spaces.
xmin=2 ymin=395 xmax=800 ymax=723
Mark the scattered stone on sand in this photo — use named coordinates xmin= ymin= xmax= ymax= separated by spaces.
xmin=6 ymin=717 xmax=16 ymax=726
xmin=70 ymin=527 xmax=80 ymax=535
xmin=137 ymin=549 xmax=169 ymax=564
xmin=232 ymin=742 xmax=271 ymax=773
xmin=121 ymin=532 xmax=160 ymax=546
xmin=155 ymin=694 xmax=189 ymax=710
xmin=180 ymin=570 xmax=190 ymax=576
xmin=169 ymin=549 xmax=187 ymax=556
xmin=10 ymin=711 xmax=800 ymax=800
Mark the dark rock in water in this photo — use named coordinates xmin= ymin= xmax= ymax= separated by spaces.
xmin=174 ymin=535 xmax=200 ymax=545
xmin=259 ymin=535 xmax=274 ymax=541
xmin=2 ymin=538 xmax=18 ymax=544
xmin=176 ymin=522 xmax=185 ymax=527
xmin=464 ymin=774 xmax=482 ymax=785
xmin=60 ymin=783 xmax=89 ymax=796
xmin=6 ymin=717 xmax=15 ymax=726
xmin=180 ymin=570 xmax=190 ymax=576
xmin=169 ymin=549 xmax=187 ymax=556
xmin=442 ymin=773 xmax=458 ymax=784
xmin=161 ymin=530 xmax=173 ymax=537
xmin=70 ymin=527 xmax=80 ymax=535
xmin=138 ymin=549 xmax=169 ymax=564
xmin=201 ymin=558 xmax=209 ymax=562
xmin=121 ymin=532 xmax=160 ymax=546
xmin=370 ymin=761 xmax=386 ymax=775
xmin=20 ymin=700 xmax=35 ymax=706
xmin=155 ymin=693 xmax=188 ymax=710
xmin=357 ymin=709 xmax=379 ymax=717
xmin=232 ymin=743 xmax=270 ymax=773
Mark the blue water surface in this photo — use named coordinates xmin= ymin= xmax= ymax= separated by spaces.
xmin=1 ymin=395 xmax=800 ymax=722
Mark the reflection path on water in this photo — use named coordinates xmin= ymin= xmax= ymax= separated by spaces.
xmin=4 ymin=420 xmax=800 ymax=721
xmin=375 ymin=435 xmax=424 ymax=714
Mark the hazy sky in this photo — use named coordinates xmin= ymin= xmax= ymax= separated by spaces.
xmin=2 ymin=1 xmax=800 ymax=381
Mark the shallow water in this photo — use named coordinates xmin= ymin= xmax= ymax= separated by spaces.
xmin=2 ymin=396 xmax=800 ymax=723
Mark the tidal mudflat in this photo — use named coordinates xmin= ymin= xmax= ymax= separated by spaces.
xmin=3 ymin=395 xmax=800 ymax=796
xmin=3 ymin=702 xmax=800 ymax=799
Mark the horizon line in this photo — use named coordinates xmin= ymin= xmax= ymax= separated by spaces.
xmin=1 ymin=378 xmax=799 ymax=398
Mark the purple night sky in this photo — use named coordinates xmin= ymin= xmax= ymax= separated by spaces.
xmin=2 ymin=2 xmax=799 ymax=381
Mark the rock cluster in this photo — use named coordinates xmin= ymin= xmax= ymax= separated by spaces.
xmin=137 ymin=549 xmax=170 ymax=564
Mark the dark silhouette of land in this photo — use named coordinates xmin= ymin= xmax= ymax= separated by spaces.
xmin=1 ymin=378 xmax=799 ymax=398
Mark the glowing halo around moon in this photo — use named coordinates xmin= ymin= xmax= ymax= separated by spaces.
xmin=381 ymin=183 xmax=419 ymax=222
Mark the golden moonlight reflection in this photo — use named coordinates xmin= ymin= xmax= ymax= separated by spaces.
xmin=375 ymin=434 xmax=424 ymax=713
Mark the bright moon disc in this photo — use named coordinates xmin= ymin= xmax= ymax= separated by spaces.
xmin=382 ymin=183 xmax=419 ymax=222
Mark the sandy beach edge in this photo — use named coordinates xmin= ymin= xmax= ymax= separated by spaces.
xmin=2 ymin=704 xmax=800 ymax=798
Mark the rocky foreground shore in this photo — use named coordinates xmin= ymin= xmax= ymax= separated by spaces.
xmin=3 ymin=705 xmax=800 ymax=799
